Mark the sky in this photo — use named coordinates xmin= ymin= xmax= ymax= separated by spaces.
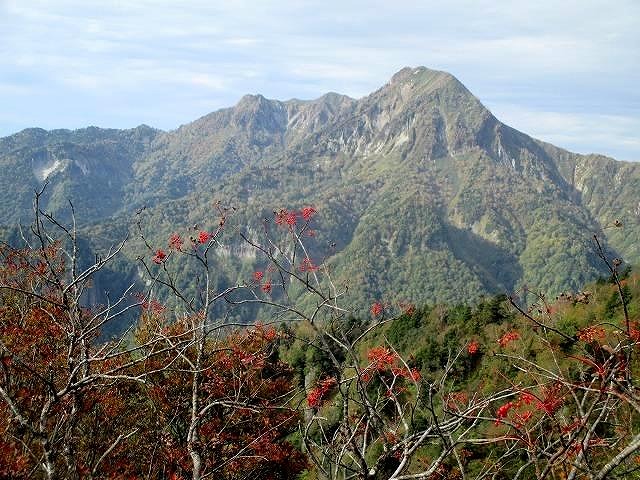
xmin=0 ymin=0 xmax=639 ymax=161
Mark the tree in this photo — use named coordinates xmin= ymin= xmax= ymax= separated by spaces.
xmin=299 ymin=312 xmax=512 ymax=480
xmin=3 ymin=190 xmax=640 ymax=480
xmin=0 ymin=190 xmax=152 ymax=479
xmin=0 ymin=192 xmax=319 ymax=479
xmin=132 ymin=203 xmax=338 ymax=480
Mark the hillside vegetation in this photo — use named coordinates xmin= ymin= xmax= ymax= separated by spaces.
xmin=1 ymin=199 xmax=639 ymax=479
xmin=1 ymin=67 xmax=639 ymax=314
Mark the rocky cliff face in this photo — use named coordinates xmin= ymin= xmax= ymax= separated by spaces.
xmin=0 ymin=125 xmax=158 ymax=223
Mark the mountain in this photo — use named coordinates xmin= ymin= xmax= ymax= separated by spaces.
xmin=0 ymin=125 xmax=159 ymax=224
xmin=1 ymin=66 xmax=639 ymax=312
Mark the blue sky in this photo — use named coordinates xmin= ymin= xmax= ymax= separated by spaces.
xmin=1 ymin=0 xmax=638 ymax=160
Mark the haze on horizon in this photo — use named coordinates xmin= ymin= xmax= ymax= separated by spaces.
xmin=0 ymin=0 xmax=638 ymax=161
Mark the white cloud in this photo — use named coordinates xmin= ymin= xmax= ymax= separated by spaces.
xmin=183 ymin=74 xmax=227 ymax=90
xmin=0 ymin=0 xmax=637 ymax=159
xmin=489 ymin=103 xmax=640 ymax=161
xmin=223 ymin=37 xmax=261 ymax=47
xmin=0 ymin=82 xmax=32 ymax=95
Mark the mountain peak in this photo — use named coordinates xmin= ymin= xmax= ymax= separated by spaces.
xmin=389 ymin=66 xmax=457 ymax=87
xmin=237 ymin=93 xmax=273 ymax=108
xmin=318 ymin=91 xmax=354 ymax=104
xmin=379 ymin=66 xmax=475 ymax=112
xmin=2 ymin=68 xmax=640 ymax=310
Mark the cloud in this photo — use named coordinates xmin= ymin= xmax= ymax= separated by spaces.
xmin=0 ymin=0 xmax=637 ymax=160
xmin=222 ymin=37 xmax=261 ymax=47
xmin=489 ymin=103 xmax=640 ymax=161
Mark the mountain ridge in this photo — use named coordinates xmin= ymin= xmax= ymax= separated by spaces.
xmin=1 ymin=66 xmax=638 ymax=310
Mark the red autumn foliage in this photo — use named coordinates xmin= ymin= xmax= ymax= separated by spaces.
xmin=140 ymin=322 xmax=307 ymax=478
xmin=535 ymin=384 xmax=565 ymax=416
xmin=577 ymin=325 xmax=606 ymax=342
xmin=367 ymin=346 xmax=397 ymax=370
xmin=495 ymin=401 xmax=514 ymax=425
xmin=4 ymin=194 xmax=640 ymax=480
xmin=168 ymin=232 xmax=184 ymax=251
xmin=360 ymin=345 xmax=422 ymax=397
xmin=274 ymin=208 xmax=297 ymax=227
xmin=0 ymin=244 xmax=155 ymax=478
xmin=498 ymin=330 xmax=520 ymax=347
xmin=197 ymin=230 xmax=212 ymax=244
xmin=299 ymin=257 xmax=319 ymax=272
xmin=519 ymin=390 xmax=535 ymax=405
xmin=307 ymin=377 xmax=337 ymax=407
xmin=399 ymin=302 xmax=416 ymax=315
xmin=300 ymin=206 xmax=317 ymax=221
xmin=153 ymin=248 xmax=168 ymax=264
xmin=514 ymin=409 xmax=533 ymax=428
xmin=631 ymin=322 xmax=640 ymax=342
xmin=0 ymin=228 xmax=309 ymax=479
xmin=371 ymin=301 xmax=384 ymax=317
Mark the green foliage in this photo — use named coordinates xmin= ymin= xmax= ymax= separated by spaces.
xmin=604 ymin=284 xmax=632 ymax=320
xmin=386 ymin=308 xmax=424 ymax=347
xmin=2 ymin=67 xmax=640 ymax=329
xmin=470 ymin=294 xmax=512 ymax=330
